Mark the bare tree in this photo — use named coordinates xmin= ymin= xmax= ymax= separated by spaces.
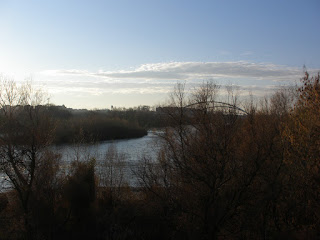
xmin=97 ymin=144 xmax=127 ymax=203
xmin=137 ymin=80 xmax=289 ymax=239
xmin=0 ymin=77 xmax=55 ymax=237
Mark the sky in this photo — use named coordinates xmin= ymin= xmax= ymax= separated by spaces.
xmin=0 ymin=0 xmax=319 ymax=109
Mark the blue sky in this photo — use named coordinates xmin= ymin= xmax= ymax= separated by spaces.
xmin=0 ymin=0 xmax=319 ymax=109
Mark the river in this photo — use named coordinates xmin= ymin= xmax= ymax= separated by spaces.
xmin=54 ymin=130 xmax=161 ymax=163
xmin=53 ymin=130 xmax=162 ymax=186
xmin=0 ymin=131 xmax=162 ymax=190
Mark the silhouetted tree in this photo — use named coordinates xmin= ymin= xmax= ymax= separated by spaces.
xmin=0 ymin=77 xmax=56 ymax=238
xmin=137 ymin=81 xmax=298 ymax=239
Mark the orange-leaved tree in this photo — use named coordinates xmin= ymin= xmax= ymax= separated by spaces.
xmin=283 ymin=71 xmax=320 ymax=230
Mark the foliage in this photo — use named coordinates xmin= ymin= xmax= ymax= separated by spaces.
xmin=282 ymin=72 xmax=320 ymax=231
xmin=137 ymin=77 xmax=319 ymax=239
xmin=0 ymin=74 xmax=320 ymax=239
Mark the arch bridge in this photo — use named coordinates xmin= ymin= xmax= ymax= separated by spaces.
xmin=184 ymin=101 xmax=248 ymax=115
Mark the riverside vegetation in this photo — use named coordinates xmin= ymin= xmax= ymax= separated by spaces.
xmin=51 ymin=106 xmax=148 ymax=144
xmin=0 ymin=72 xmax=319 ymax=239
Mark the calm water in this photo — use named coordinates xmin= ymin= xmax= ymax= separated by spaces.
xmin=0 ymin=131 xmax=162 ymax=190
xmin=53 ymin=130 xmax=162 ymax=186
xmin=53 ymin=130 xmax=162 ymax=163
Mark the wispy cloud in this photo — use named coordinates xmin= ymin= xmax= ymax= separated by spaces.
xmin=42 ymin=61 xmax=311 ymax=81
xmin=38 ymin=61 xmax=319 ymax=99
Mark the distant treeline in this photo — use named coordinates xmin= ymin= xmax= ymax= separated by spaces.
xmin=45 ymin=106 xmax=150 ymax=144
xmin=0 ymin=103 xmax=164 ymax=145
xmin=103 ymin=106 xmax=167 ymax=129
